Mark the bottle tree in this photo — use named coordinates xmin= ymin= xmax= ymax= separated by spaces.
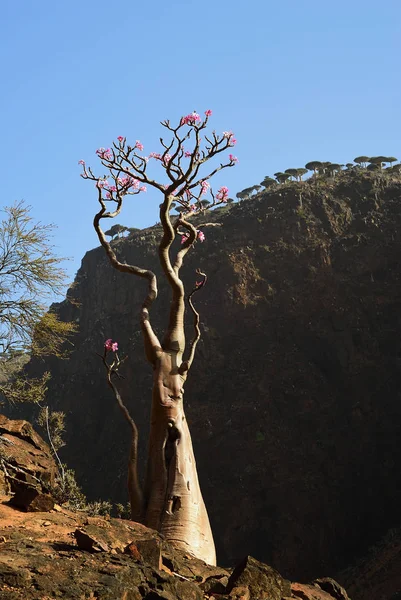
xmin=79 ymin=110 xmax=237 ymax=565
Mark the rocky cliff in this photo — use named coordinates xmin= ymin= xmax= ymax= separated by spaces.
xmin=28 ymin=169 xmax=401 ymax=587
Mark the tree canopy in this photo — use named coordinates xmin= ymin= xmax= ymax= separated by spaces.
xmin=0 ymin=201 xmax=76 ymax=404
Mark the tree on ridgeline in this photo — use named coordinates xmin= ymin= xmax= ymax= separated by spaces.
xmin=79 ymin=110 xmax=238 ymax=565
xmin=296 ymin=168 xmax=308 ymax=181
xmin=274 ymin=172 xmax=291 ymax=184
xmin=260 ymin=176 xmax=276 ymax=189
xmin=104 ymin=224 xmax=128 ymax=239
xmin=368 ymin=156 xmax=388 ymax=170
xmin=305 ymin=161 xmax=323 ymax=175
xmin=353 ymin=156 xmax=370 ymax=168
xmin=284 ymin=168 xmax=299 ymax=181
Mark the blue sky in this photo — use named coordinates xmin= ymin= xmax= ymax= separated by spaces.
xmin=0 ymin=0 xmax=399 ymax=291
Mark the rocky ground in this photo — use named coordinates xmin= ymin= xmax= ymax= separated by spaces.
xmin=0 ymin=415 xmax=349 ymax=599
xmin=0 ymin=496 xmax=349 ymax=600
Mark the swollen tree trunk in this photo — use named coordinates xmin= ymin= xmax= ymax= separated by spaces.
xmin=144 ymin=352 xmax=216 ymax=565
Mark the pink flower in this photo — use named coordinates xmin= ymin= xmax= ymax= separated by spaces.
xmin=106 ymin=192 xmax=112 ymax=199
xmin=96 ymin=179 xmax=109 ymax=189
xmin=105 ymin=339 xmax=118 ymax=352
xmin=197 ymin=230 xmax=205 ymax=242
xmin=216 ymin=186 xmax=229 ymax=202
xmin=184 ymin=150 xmax=192 ymax=158
xmin=78 ymin=159 xmax=85 ymax=165
xmin=195 ymin=280 xmax=203 ymax=287
xmin=181 ymin=233 xmax=190 ymax=244
xmin=205 ymin=109 xmax=212 ymax=117
xmin=200 ymin=180 xmax=210 ymax=196
xmin=140 ymin=186 xmax=147 ymax=192
xmin=96 ymin=147 xmax=113 ymax=160
xmin=117 ymin=136 xmax=125 ymax=143
xmin=229 ymin=154 xmax=238 ymax=163
xmin=135 ymin=140 xmax=144 ymax=151
xmin=229 ymin=138 xmax=237 ymax=146
xmin=223 ymin=131 xmax=233 ymax=139
xmin=181 ymin=111 xmax=201 ymax=125
xmin=149 ymin=152 xmax=161 ymax=159
xmin=163 ymin=153 xmax=172 ymax=165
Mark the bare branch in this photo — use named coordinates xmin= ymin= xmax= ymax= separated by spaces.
xmin=93 ymin=191 xmax=161 ymax=364
xmin=179 ymin=269 xmax=207 ymax=375
xmin=99 ymin=350 xmax=143 ymax=522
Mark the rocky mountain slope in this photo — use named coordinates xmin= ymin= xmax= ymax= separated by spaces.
xmin=26 ymin=169 xmax=401 ymax=588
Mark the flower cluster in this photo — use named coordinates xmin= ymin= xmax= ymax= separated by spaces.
xmin=96 ymin=147 xmax=113 ymax=160
xmin=200 ymin=180 xmax=210 ymax=196
xmin=181 ymin=230 xmax=205 ymax=244
xmin=216 ymin=186 xmax=229 ymax=202
xmin=104 ymin=339 xmax=118 ymax=352
xmin=229 ymin=154 xmax=238 ymax=163
xmin=149 ymin=152 xmax=162 ymax=160
xmin=181 ymin=111 xmax=201 ymax=125
xmin=222 ymin=131 xmax=237 ymax=146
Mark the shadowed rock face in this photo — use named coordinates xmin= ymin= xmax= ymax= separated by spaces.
xmin=0 ymin=414 xmax=56 ymax=496
xmin=25 ymin=170 xmax=401 ymax=581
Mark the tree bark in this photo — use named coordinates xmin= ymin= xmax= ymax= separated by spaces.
xmin=144 ymin=351 xmax=216 ymax=565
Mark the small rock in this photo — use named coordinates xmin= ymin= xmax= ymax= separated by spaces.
xmin=226 ymin=556 xmax=291 ymax=600
xmin=291 ymin=582 xmax=338 ymax=599
xmin=42 ymin=521 xmax=52 ymax=527
xmin=313 ymin=577 xmax=350 ymax=600
xmin=136 ymin=538 xmax=162 ymax=570
xmin=9 ymin=487 xmax=55 ymax=512
xmin=74 ymin=529 xmax=110 ymax=552
xmin=124 ymin=542 xmax=142 ymax=561
xmin=229 ymin=586 xmax=250 ymax=599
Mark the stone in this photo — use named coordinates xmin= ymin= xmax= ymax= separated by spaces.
xmin=291 ymin=582 xmax=340 ymax=599
xmin=9 ymin=487 xmax=55 ymax=512
xmin=313 ymin=578 xmax=350 ymax=600
xmin=74 ymin=528 xmax=110 ymax=552
xmin=136 ymin=538 xmax=162 ymax=570
xmin=226 ymin=556 xmax=291 ymax=600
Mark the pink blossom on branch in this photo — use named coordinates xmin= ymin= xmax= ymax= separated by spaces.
xmin=96 ymin=179 xmax=109 ymax=189
xmin=78 ymin=159 xmax=85 ymax=165
xmin=197 ymin=230 xmax=205 ymax=242
xmin=181 ymin=111 xmax=201 ymax=126
xmin=200 ymin=180 xmax=210 ymax=196
xmin=229 ymin=154 xmax=238 ymax=163
xmin=135 ymin=140 xmax=144 ymax=151
xmin=104 ymin=339 xmax=118 ymax=352
xmin=149 ymin=152 xmax=161 ymax=160
xmin=117 ymin=136 xmax=125 ymax=143
xmin=96 ymin=147 xmax=113 ymax=160
xmin=216 ymin=186 xmax=229 ymax=202
xmin=204 ymin=109 xmax=212 ymax=117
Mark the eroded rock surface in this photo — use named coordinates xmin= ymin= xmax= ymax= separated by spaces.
xmin=0 ymin=496 xmax=348 ymax=599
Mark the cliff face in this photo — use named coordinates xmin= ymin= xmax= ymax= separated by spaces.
xmin=33 ymin=170 xmax=401 ymax=582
